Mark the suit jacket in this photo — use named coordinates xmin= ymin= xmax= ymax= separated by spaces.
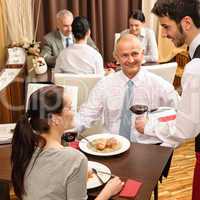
xmin=41 ymin=30 xmax=98 ymax=67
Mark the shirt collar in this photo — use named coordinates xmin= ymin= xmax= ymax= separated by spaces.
xmin=140 ymin=27 xmax=145 ymax=37
xmin=120 ymin=68 xmax=143 ymax=87
xmin=189 ymin=33 xmax=200 ymax=58
xmin=59 ymin=31 xmax=73 ymax=40
xmin=128 ymin=28 xmax=145 ymax=38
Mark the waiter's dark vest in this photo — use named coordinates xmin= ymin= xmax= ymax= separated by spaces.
xmin=192 ymin=45 xmax=200 ymax=152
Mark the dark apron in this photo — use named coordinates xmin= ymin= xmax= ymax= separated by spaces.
xmin=190 ymin=45 xmax=200 ymax=200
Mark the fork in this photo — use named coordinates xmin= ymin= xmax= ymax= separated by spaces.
xmin=79 ymin=134 xmax=95 ymax=148
xmin=91 ymin=168 xmax=105 ymax=185
xmin=92 ymin=168 xmax=115 ymax=178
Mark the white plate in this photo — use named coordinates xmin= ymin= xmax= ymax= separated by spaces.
xmin=79 ymin=133 xmax=130 ymax=156
xmin=87 ymin=161 xmax=111 ymax=189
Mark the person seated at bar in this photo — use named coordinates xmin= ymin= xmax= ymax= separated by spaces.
xmin=121 ymin=9 xmax=158 ymax=63
xmin=55 ymin=16 xmax=104 ymax=75
xmin=41 ymin=9 xmax=98 ymax=67
xmin=76 ymin=34 xmax=179 ymax=146
xmin=11 ymin=85 xmax=124 ymax=200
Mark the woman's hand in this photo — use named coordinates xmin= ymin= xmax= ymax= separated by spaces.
xmin=95 ymin=176 xmax=124 ymax=200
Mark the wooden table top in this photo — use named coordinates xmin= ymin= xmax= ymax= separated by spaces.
xmin=86 ymin=143 xmax=173 ymax=200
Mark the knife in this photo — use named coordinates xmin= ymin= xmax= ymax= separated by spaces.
xmin=93 ymin=168 xmax=115 ymax=178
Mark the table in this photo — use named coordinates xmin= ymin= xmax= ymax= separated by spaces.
xmin=86 ymin=143 xmax=173 ymax=200
xmin=26 ymin=68 xmax=53 ymax=84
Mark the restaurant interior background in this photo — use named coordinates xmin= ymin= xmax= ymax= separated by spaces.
xmin=0 ymin=1 xmax=195 ymax=200
xmin=0 ymin=0 xmax=186 ymax=67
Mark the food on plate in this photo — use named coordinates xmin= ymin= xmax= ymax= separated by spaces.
xmin=95 ymin=138 xmax=107 ymax=150
xmin=87 ymin=168 xmax=94 ymax=180
xmin=88 ymin=137 xmax=121 ymax=153
xmin=106 ymin=137 xmax=118 ymax=149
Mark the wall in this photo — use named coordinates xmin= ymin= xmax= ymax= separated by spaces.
xmin=0 ymin=2 xmax=6 ymax=67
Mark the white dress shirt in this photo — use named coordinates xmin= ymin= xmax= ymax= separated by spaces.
xmin=55 ymin=43 xmax=104 ymax=75
xmin=60 ymin=32 xmax=73 ymax=48
xmin=121 ymin=27 xmax=158 ymax=62
xmin=76 ymin=69 xmax=179 ymax=144
xmin=144 ymin=33 xmax=200 ymax=148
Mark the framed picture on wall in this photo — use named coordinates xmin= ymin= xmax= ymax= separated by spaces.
xmin=6 ymin=47 xmax=26 ymax=65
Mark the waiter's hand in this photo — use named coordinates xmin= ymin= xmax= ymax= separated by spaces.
xmin=135 ymin=117 xmax=146 ymax=134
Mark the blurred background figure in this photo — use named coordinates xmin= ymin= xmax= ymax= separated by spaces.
xmin=41 ymin=10 xmax=97 ymax=67
xmin=55 ymin=16 xmax=104 ymax=75
xmin=121 ymin=9 xmax=158 ymax=63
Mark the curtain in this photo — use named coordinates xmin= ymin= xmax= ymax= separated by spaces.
xmin=142 ymin=0 xmax=158 ymax=34
xmin=35 ymin=0 xmax=141 ymax=63
xmin=0 ymin=1 xmax=6 ymax=67
xmin=2 ymin=0 xmax=34 ymax=45
xmin=0 ymin=0 xmax=35 ymax=68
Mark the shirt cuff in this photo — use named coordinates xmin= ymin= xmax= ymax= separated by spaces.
xmin=144 ymin=117 xmax=158 ymax=137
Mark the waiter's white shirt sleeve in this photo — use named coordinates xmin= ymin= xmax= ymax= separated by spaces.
xmin=145 ymin=59 xmax=200 ymax=148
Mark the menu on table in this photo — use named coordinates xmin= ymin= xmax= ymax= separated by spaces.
xmin=0 ymin=68 xmax=21 ymax=92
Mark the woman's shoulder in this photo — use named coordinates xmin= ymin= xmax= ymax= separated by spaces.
xmin=61 ymin=146 xmax=85 ymax=156
xmin=42 ymin=147 xmax=87 ymax=162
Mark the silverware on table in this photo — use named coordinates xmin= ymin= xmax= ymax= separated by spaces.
xmin=92 ymin=168 xmax=115 ymax=178
xmin=91 ymin=168 xmax=105 ymax=184
xmin=79 ymin=134 xmax=95 ymax=147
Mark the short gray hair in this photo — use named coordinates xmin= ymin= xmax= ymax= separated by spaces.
xmin=56 ymin=9 xmax=73 ymax=20
xmin=113 ymin=34 xmax=143 ymax=58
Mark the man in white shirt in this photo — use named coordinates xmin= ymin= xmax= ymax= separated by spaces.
xmin=76 ymin=34 xmax=179 ymax=145
xmin=121 ymin=9 xmax=158 ymax=63
xmin=41 ymin=9 xmax=97 ymax=67
xmin=134 ymin=1 xmax=200 ymax=199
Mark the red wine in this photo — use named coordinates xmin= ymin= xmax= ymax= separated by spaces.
xmin=130 ymin=105 xmax=148 ymax=115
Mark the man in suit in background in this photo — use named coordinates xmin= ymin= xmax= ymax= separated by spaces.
xmin=41 ymin=9 xmax=98 ymax=67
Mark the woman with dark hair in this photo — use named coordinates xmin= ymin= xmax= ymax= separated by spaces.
xmin=121 ymin=9 xmax=158 ymax=63
xmin=11 ymin=85 xmax=123 ymax=200
xmin=55 ymin=16 xmax=104 ymax=75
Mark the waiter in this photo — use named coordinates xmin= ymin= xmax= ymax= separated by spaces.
xmin=135 ymin=0 xmax=200 ymax=199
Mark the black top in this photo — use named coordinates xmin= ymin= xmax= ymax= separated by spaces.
xmin=192 ymin=45 xmax=200 ymax=152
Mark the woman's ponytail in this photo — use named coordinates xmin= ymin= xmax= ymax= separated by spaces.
xmin=11 ymin=114 xmax=38 ymax=199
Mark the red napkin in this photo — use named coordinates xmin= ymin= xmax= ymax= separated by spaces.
xmin=159 ymin=114 xmax=176 ymax=122
xmin=68 ymin=141 xmax=79 ymax=149
xmin=119 ymin=179 xmax=142 ymax=198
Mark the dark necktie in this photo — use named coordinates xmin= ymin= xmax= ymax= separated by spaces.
xmin=66 ymin=38 xmax=69 ymax=47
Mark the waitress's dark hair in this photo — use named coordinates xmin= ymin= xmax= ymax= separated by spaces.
xmin=72 ymin=16 xmax=90 ymax=40
xmin=11 ymin=85 xmax=64 ymax=200
xmin=129 ymin=9 xmax=145 ymax=23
